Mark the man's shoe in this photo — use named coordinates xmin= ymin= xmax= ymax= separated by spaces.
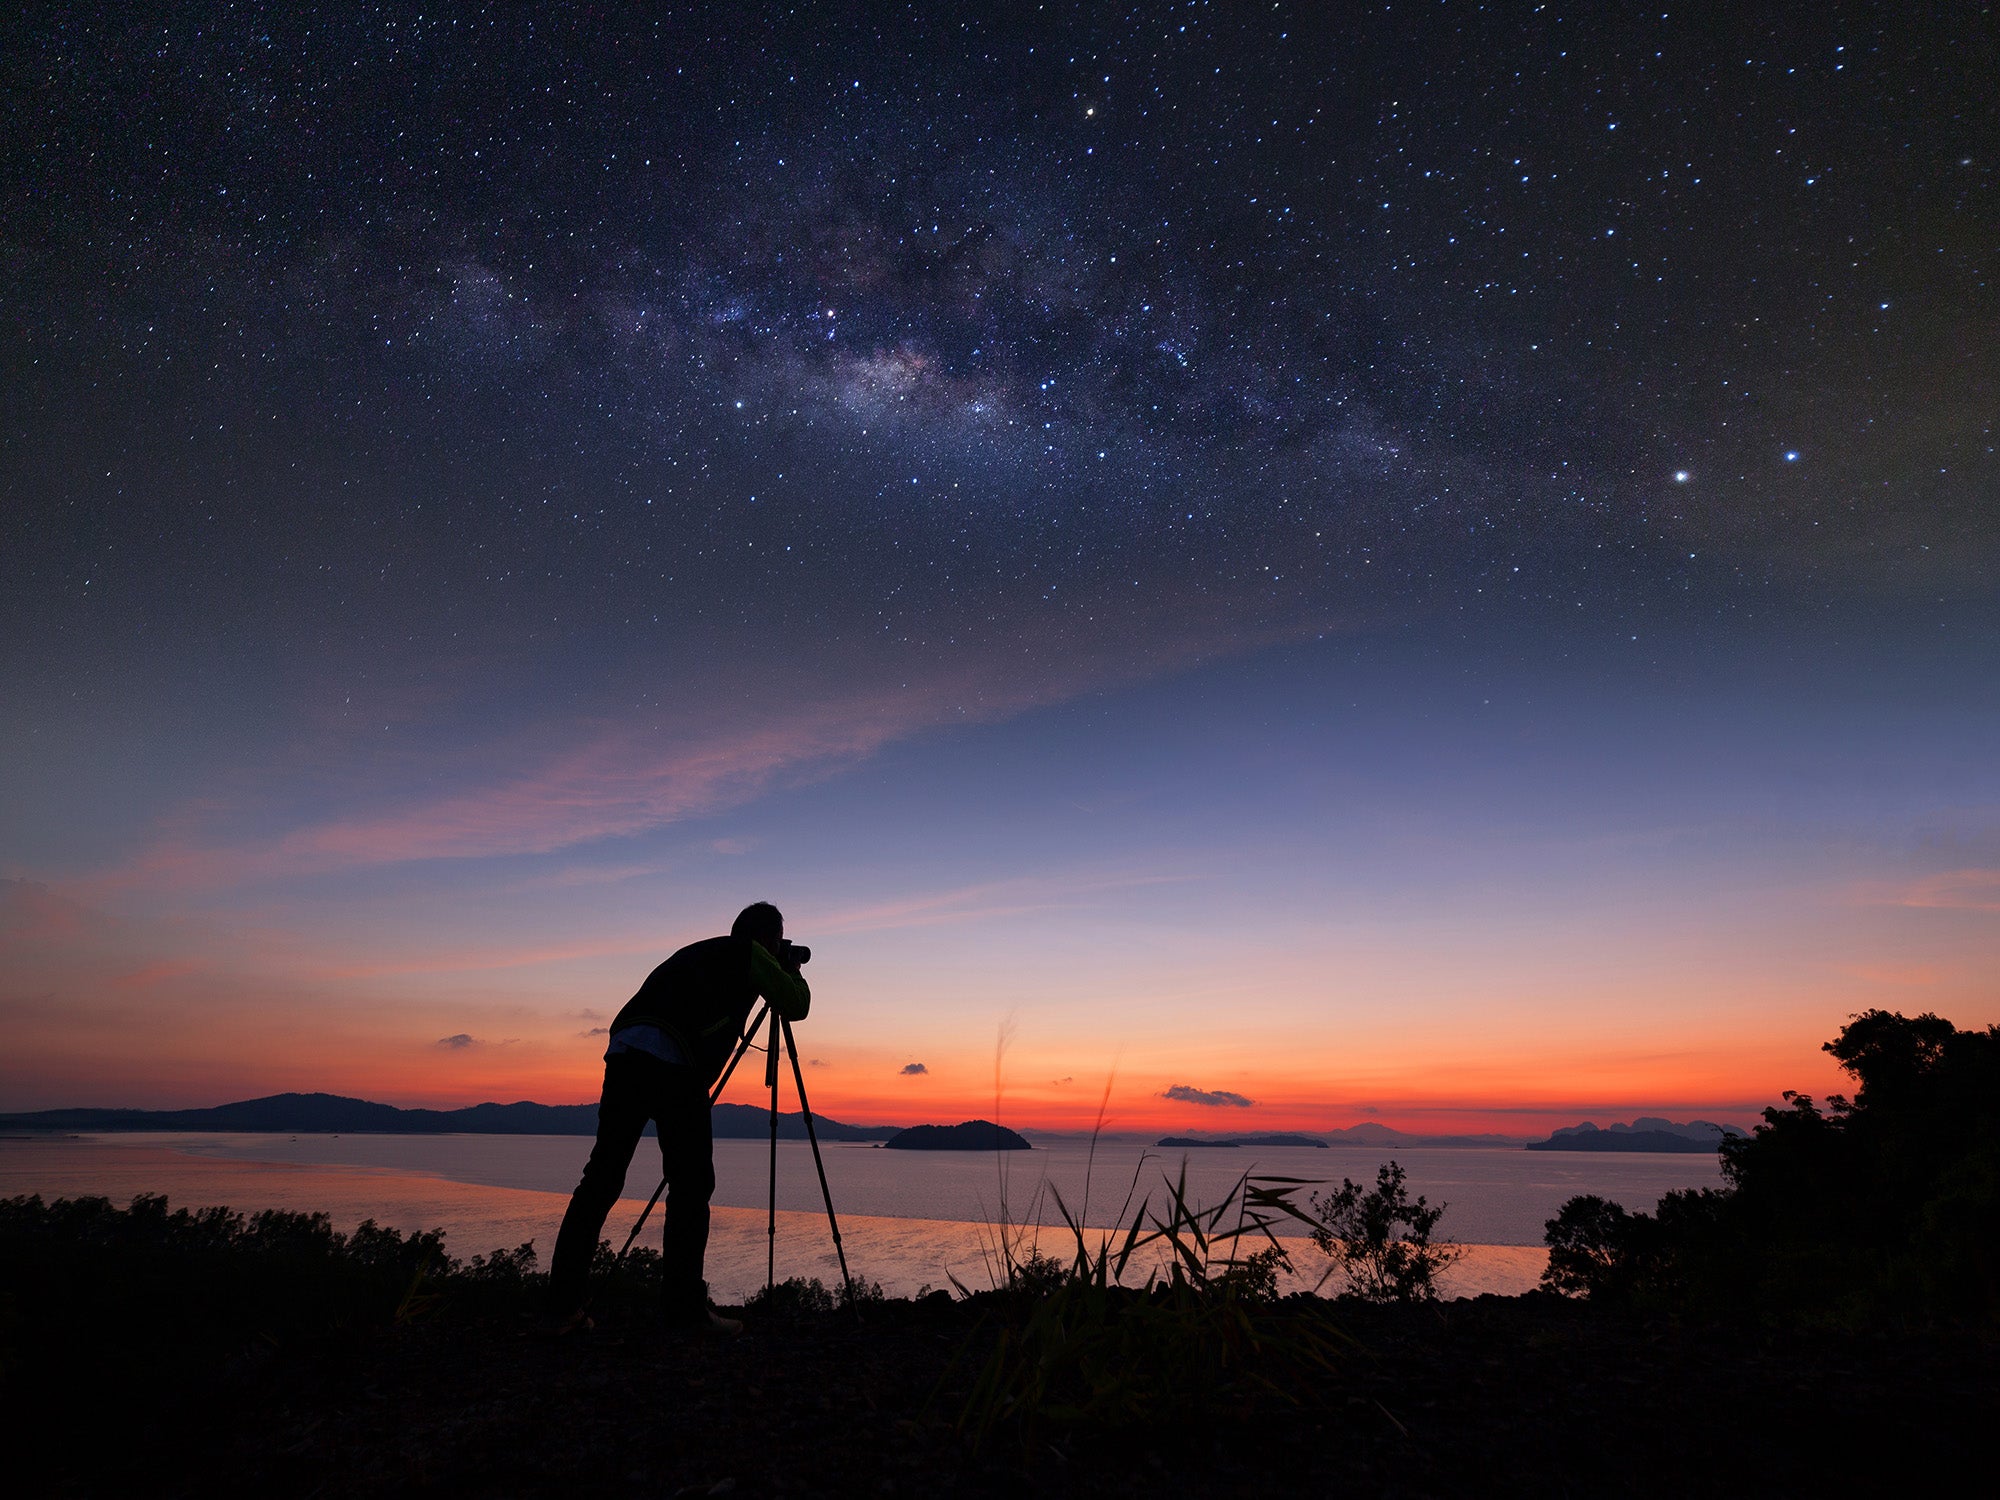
xmin=542 ymin=1306 xmax=594 ymax=1337
xmin=666 ymin=1306 xmax=743 ymax=1337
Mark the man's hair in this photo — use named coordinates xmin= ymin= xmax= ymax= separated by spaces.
xmin=732 ymin=901 xmax=784 ymax=948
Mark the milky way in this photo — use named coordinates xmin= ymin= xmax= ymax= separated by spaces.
xmin=3 ymin=1 xmax=1994 ymax=855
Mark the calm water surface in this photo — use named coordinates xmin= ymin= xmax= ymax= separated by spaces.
xmin=0 ymin=1132 xmax=1724 ymax=1301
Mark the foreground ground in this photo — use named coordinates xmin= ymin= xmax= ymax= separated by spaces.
xmin=15 ymin=1284 xmax=1992 ymax=1497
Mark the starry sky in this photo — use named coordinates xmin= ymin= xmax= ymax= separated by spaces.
xmin=2 ymin=2 xmax=1995 ymax=1131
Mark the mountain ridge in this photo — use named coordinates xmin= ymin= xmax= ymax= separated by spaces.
xmin=0 ymin=1091 xmax=900 ymax=1142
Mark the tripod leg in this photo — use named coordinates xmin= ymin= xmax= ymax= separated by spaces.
xmin=766 ymin=1006 xmax=781 ymax=1292
xmin=782 ymin=1017 xmax=859 ymax=1304
xmin=711 ymin=1002 xmax=771 ymax=1103
xmin=615 ymin=1005 xmax=770 ymax=1262
xmin=615 ymin=1177 xmax=668 ymax=1261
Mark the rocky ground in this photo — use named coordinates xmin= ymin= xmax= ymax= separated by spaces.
xmin=22 ymin=1287 xmax=1992 ymax=1497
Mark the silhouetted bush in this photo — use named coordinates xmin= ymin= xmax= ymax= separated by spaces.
xmin=743 ymin=1274 xmax=885 ymax=1319
xmin=1004 ymin=1247 xmax=1072 ymax=1299
xmin=748 ymin=1274 xmax=840 ymax=1316
xmin=1542 ymin=1010 xmax=2000 ymax=1324
xmin=0 ymin=1191 xmax=557 ymax=1411
xmin=0 ymin=1195 xmax=426 ymax=1423
xmin=1213 ymin=1244 xmax=1288 ymax=1304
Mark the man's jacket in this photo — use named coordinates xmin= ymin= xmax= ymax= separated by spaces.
xmin=607 ymin=935 xmax=811 ymax=1086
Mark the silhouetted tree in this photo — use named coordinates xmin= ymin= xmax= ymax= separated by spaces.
xmin=1310 ymin=1161 xmax=1462 ymax=1302
xmin=1824 ymin=1008 xmax=1960 ymax=1113
xmin=1543 ymin=1011 xmax=2000 ymax=1323
xmin=1541 ymin=1194 xmax=1631 ymax=1299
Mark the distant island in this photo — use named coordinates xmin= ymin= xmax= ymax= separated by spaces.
xmin=1321 ymin=1124 xmax=1527 ymax=1148
xmin=0 ymin=1091 xmax=900 ymax=1143
xmin=880 ymin=1120 xmax=1030 ymax=1151
xmin=1157 ymin=1134 xmax=1328 ymax=1148
xmin=1147 ymin=1125 xmax=1528 ymax=1149
xmin=1525 ymin=1117 xmax=1745 ymax=1154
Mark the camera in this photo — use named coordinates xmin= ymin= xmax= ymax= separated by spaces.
xmin=779 ymin=939 xmax=812 ymax=966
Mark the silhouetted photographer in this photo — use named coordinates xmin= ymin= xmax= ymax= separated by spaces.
xmin=548 ymin=901 xmax=809 ymax=1334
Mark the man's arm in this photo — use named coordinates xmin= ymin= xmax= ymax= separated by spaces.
xmin=748 ymin=941 xmax=811 ymax=1021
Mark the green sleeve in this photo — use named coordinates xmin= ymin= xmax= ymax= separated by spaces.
xmin=749 ymin=940 xmax=811 ymax=1021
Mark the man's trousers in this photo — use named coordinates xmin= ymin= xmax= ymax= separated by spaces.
xmin=548 ymin=1049 xmax=715 ymax=1319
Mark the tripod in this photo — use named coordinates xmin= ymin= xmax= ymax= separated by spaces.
xmin=616 ymin=1001 xmax=857 ymax=1301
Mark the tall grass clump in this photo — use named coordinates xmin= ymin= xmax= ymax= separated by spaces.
xmin=954 ymin=1157 xmax=1347 ymax=1452
xmin=951 ymin=1039 xmax=1347 ymax=1451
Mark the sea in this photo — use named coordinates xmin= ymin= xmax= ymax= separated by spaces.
xmin=0 ymin=1132 xmax=1725 ymax=1301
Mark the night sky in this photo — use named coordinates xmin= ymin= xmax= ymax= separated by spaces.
xmin=3 ymin=3 xmax=1995 ymax=1129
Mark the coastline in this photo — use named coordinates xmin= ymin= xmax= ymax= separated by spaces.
xmin=0 ymin=1133 xmax=1552 ymax=1298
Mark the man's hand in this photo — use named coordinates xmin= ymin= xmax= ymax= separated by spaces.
xmin=750 ymin=939 xmax=811 ymax=1021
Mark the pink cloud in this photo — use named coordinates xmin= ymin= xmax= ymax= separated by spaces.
xmin=1837 ymin=962 xmax=1944 ymax=986
xmin=91 ymin=693 xmax=930 ymax=893
xmin=312 ymin=937 xmax=659 ymax=980
xmin=90 ymin=604 xmax=1343 ymax=895
xmin=0 ymin=880 xmax=92 ymax=949
xmin=820 ymin=870 xmax=1193 ymax=934
xmin=108 ymin=959 xmax=202 ymax=991
xmin=290 ymin=702 xmax=916 ymax=865
xmin=1877 ymin=869 xmax=2000 ymax=914
xmin=493 ymin=862 xmax=669 ymax=893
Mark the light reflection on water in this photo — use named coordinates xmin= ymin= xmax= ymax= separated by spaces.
xmin=0 ymin=1133 xmax=1723 ymax=1301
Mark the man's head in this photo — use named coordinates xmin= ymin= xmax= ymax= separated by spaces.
xmin=732 ymin=901 xmax=784 ymax=951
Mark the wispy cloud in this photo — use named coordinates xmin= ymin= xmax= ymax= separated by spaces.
xmin=1162 ymin=1083 xmax=1254 ymax=1108
xmin=108 ymin=959 xmax=201 ymax=991
xmin=91 ymin=609 xmax=1333 ymax=898
xmin=900 ymin=1062 xmax=929 ymax=1076
xmin=279 ymin=699 xmax=929 ymax=868
xmin=1879 ymin=868 xmax=2000 ymax=913
xmin=83 ymin=694 xmax=931 ymax=895
xmin=436 ymin=1033 xmax=477 ymax=1049
xmin=313 ymin=938 xmax=660 ymax=980
xmin=822 ymin=870 xmax=1195 ymax=934
xmin=1837 ymin=962 xmax=1943 ymax=986
xmin=0 ymin=880 xmax=92 ymax=949
xmin=491 ymin=862 xmax=670 ymax=894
